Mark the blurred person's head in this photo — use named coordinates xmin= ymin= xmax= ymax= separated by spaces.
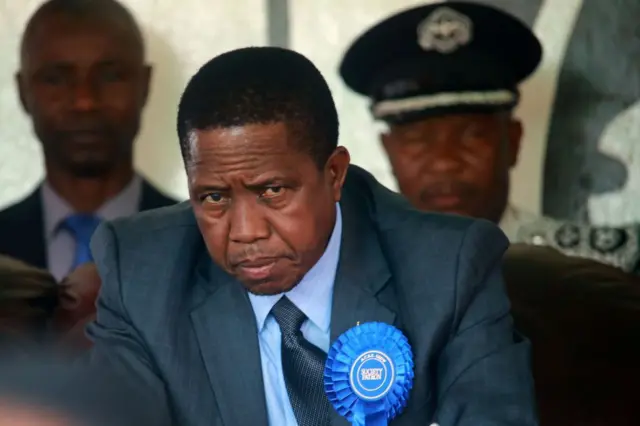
xmin=0 ymin=400 xmax=77 ymax=426
xmin=340 ymin=2 xmax=541 ymax=222
xmin=503 ymin=244 xmax=640 ymax=426
xmin=16 ymin=0 xmax=151 ymax=179
xmin=0 ymin=357 xmax=157 ymax=426
xmin=0 ymin=256 xmax=58 ymax=343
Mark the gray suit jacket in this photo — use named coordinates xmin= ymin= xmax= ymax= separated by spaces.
xmin=87 ymin=166 xmax=537 ymax=426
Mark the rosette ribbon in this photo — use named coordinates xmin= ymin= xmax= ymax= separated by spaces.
xmin=323 ymin=322 xmax=414 ymax=426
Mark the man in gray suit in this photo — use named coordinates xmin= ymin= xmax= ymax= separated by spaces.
xmin=87 ymin=47 xmax=537 ymax=425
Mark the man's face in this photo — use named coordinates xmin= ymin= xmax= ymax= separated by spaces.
xmin=187 ymin=122 xmax=349 ymax=295
xmin=17 ymin=13 xmax=151 ymax=177
xmin=381 ymin=113 xmax=521 ymax=222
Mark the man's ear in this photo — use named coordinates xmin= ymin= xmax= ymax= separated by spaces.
xmin=15 ymin=72 xmax=30 ymax=115
xmin=325 ymin=146 xmax=350 ymax=202
xmin=507 ymin=118 xmax=523 ymax=168
xmin=380 ymin=130 xmax=393 ymax=155
xmin=140 ymin=64 xmax=152 ymax=107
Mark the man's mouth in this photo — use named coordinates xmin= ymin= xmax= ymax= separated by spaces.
xmin=427 ymin=194 xmax=463 ymax=208
xmin=235 ymin=258 xmax=279 ymax=281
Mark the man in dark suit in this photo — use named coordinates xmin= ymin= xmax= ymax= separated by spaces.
xmin=87 ymin=47 xmax=537 ymax=425
xmin=0 ymin=0 xmax=176 ymax=281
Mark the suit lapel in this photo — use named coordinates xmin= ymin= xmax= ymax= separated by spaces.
xmin=329 ymin=188 xmax=396 ymax=426
xmin=189 ymin=254 xmax=269 ymax=426
xmin=0 ymin=188 xmax=47 ymax=269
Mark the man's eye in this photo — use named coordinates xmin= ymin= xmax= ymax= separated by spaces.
xmin=204 ymin=193 xmax=225 ymax=204
xmin=462 ymin=124 xmax=491 ymax=140
xmin=101 ymin=70 xmax=125 ymax=83
xmin=38 ymin=72 xmax=67 ymax=86
xmin=262 ymin=186 xmax=284 ymax=198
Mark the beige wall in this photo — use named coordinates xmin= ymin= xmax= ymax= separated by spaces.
xmin=0 ymin=0 xmax=593 ymax=219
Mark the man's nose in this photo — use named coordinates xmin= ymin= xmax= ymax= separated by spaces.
xmin=425 ymin=141 xmax=464 ymax=174
xmin=228 ymin=200 xmax=270 ymax=244
xmin=70 ymin=80 xmax=99 ymax=112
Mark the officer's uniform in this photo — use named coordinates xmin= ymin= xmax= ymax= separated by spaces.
xmin=500 ymin=205 xmax=537 ymax=242
xmin=339 ymin=1 xmax=640 ymax=273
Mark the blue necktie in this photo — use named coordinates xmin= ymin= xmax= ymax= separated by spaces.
xmin=61 ymin=214 xmax=102 ymax=271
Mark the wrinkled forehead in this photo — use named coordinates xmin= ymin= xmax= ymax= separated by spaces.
xmin=187 ymin=124 xmax=304 ymax=162
xmin=186 ymin=124 xmax=315 ymax=181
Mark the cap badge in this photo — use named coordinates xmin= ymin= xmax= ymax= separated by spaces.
xmin=417 ymin=7 xmax=472 ymax=54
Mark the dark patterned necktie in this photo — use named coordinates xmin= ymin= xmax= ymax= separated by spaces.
xmin=271 ymin=296 xmax=330 ymax=426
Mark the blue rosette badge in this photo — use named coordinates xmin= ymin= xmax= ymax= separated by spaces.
xmin=324 ymin=322 xmax=414 ymax=426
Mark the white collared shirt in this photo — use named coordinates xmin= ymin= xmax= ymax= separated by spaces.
xmin=41 ymin=176 xmax=142 ymax=281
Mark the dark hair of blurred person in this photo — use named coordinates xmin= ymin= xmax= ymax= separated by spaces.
xmin=503 ymin=244 xmax=640 ymax=426
xmin=0 ymin=255 xmax=58 ymax=346
xmin=54 ymin=263 xmax=101 ymax=350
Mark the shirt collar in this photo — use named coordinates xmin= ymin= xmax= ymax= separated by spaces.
xmin=248 ymin=203 xmax=342 ymax=334
xmin=41 ymin=176 xmax=143 ymax=239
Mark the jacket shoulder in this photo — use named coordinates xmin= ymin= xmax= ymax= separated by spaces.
xmin=92 ymin=201 xmax=200 ymax=267
xmin=90 ymin=201 xmax=201 ymax=315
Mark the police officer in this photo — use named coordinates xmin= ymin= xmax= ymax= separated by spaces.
xmin=339 ymin=1 xmax=640 ymax=273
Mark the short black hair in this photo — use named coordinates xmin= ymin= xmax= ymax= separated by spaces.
xmin=21 ymin=0 xmax=145 ymax=60
xmin=177 ymin=47 xmax=339 ymax=168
